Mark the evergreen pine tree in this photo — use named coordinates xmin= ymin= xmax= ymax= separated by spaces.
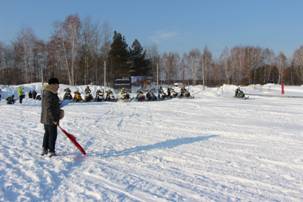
xmin=128 ymin=39 xmax=151 ymax=76
xmin=108 ymin=31 xmax=130 ymax=81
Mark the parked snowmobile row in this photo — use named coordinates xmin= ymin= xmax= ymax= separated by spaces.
xmin=63 ymin=87 xmax=118 ymax=102
xmin=0 ymin=85 xmax=192 ymax=104
xmin=125 ymin=86 xmax=192 ymax=102
xmin=2 ymin=85 xmax=250 ymax=105
xmin=62 ymin=86 xmax=192 ymax=102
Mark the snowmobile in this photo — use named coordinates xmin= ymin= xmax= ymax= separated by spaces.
xmin=146 ymin=89 xmax=157 ymax=101
xmin=167 ymin=87 xmax=178 ymax=98
xmin=179 ymin=87 xmax=191 ymax=98
xmin=234 ymin=87 xmax=248 ymax=99
xmin=36 ymin=94 xmax=42 ymax=100
xmin=158 ymin=86 xmax=168 ymax=100
xmin=84 ymin=86 xmax=93 ymax=102
xmin=95 ymin=89 xmax=105 ymax=102
xmin=6 ymin=95 xmax=16 ymax=104
xmin=73 ymin=91 xmax=83 ymax=102
xmin=63 ymin=88 xmax=73 ymax=100
xmin=136 ymin=90 xmax=146 ymax=101
xmin=105 ymin=89 xmax=117 ymax=102
xmin=84 ymin=93 xmax=93 ymax=102
xmin=85 ymin=86 xmax=91 ymax=93
xmin=119 ymin=88 xmax=130 ymax=101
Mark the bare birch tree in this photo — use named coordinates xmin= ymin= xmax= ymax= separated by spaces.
xmin=261 ymin=48 xmax=275 ymax=83
xmin=276 ymin=52 xmax=287 ymax=84
xmin=201 ymin=46 xmax=212 ymax=88
xmin=54 ymin=15 xmax=81 ymax=85
xmin=146 ymin=44 xmax=160 ymax=82
xmin=188 ymin=49 xmax=201 ymax=85
xmin=219 ymin=47 xmax=232 ymax=84
xmin=14 ymin=28 xmax=37 ymax=83
xmin=162 ymin=52 xmax=180 ymax=84
xmin=292 ymin=46 xmax=303 ymax=82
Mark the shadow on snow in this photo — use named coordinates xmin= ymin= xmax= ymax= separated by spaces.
xmin=93 ymin=135 xmax=218 ymax=158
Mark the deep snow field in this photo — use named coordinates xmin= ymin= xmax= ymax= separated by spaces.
xmin=0 ymin=83 xmax=303 ymax=201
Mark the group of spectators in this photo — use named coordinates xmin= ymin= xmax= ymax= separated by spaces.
xmin=1 ymin=87 xmax=40 ymax=104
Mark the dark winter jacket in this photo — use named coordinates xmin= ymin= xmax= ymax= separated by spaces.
xmin=40 ymin=84 xmax=60 ymax=125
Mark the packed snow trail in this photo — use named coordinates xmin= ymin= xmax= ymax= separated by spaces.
xmin=0 ymin=85 xmax=303 ymax=201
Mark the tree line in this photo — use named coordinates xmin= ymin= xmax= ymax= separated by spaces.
xmin=0 ymin=14 xmax=303 ymax=86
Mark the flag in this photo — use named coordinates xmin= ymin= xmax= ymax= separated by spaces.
xmin=58 ymin=125 xmax=87 ymax=155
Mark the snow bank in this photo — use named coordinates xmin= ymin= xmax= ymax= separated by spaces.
xmin=2 ymin=83 xmax=303 ymax=101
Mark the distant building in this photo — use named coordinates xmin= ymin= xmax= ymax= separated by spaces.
xmin=114 ymin=77 xmax=131 ymax=90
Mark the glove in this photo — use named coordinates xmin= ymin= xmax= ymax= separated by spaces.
xmin=59 ymin=109 xmax=64 ymax=119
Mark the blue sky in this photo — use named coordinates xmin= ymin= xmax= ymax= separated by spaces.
xmin=0 ymin=0 xmax=303 ymax=57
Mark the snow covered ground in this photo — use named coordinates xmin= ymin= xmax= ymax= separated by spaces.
xmin=0 ymin=84 xmax=303 ymax=201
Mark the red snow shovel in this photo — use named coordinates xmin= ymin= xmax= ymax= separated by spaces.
xmin=58 ymin=125 xmax=87 ymax=155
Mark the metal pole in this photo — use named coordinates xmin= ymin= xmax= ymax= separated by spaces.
xmin=191 ymin=56 xmax=195 ymax=85
xmin=104 ymin=60 xmax=107 ymax=89
xmin=157 ymin=63 xmax=160 ymax=98
xmin=40 ymin=54 xmax=44 ymax=87
xmin=202 ymin=59 xmax=205 ymax=90
xmin=41 ymin=66 xmax=43 ymax=84
xmin=156 ymin=63 xmax=159 ymax=89
xmin=182 ymin=61 xmax=185 ymax=84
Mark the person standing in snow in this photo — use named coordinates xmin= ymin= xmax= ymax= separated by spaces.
xmin=28 ymin=90 xmax=33 ymax=99
xmin=40 ymin=78 xmax=64 ymax=157
xmin=32 ymin=89 xmax=38 ymax=99
xmin=17 ymin=86 xmax=25 ymax=104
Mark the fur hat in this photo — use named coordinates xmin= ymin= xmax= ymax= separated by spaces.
xmin=48 ymin=78 xmax=59 ymax=85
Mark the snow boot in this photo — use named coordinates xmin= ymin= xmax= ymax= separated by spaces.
xmin=48 ymin=152 xmax=57 ymax=158
xmin=41 ymin=148 xmax=48 ymax=156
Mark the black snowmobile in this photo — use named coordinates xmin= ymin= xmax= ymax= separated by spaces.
xmin=63 ymin=88 xmax=73 ymax=100
xmin=105 ymin=89 xmax=117 ymax=102
xmin=158 ymin=87 xmax=168 ymax=100
xmin=6 ymin=95 xmax=16 ymax=104
xmin=167 ymin=87 xmax=178 ymax=98
xmin=146 ymin=89 xmax=157 ymax=101
xmin=179 ymin=87 xmax=191 ymax=98
xmin=234 ymin=87 xmax=248 ymax=99
xmin=95 ymin=89 xmax=105 ymax=102
xmin=136 ymin=90 xmax=146 ymax=102
xmin=84 ymin=86 xmax=93 ymax=102
xmin=35 ymin=94 xmax=42 ymax=100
